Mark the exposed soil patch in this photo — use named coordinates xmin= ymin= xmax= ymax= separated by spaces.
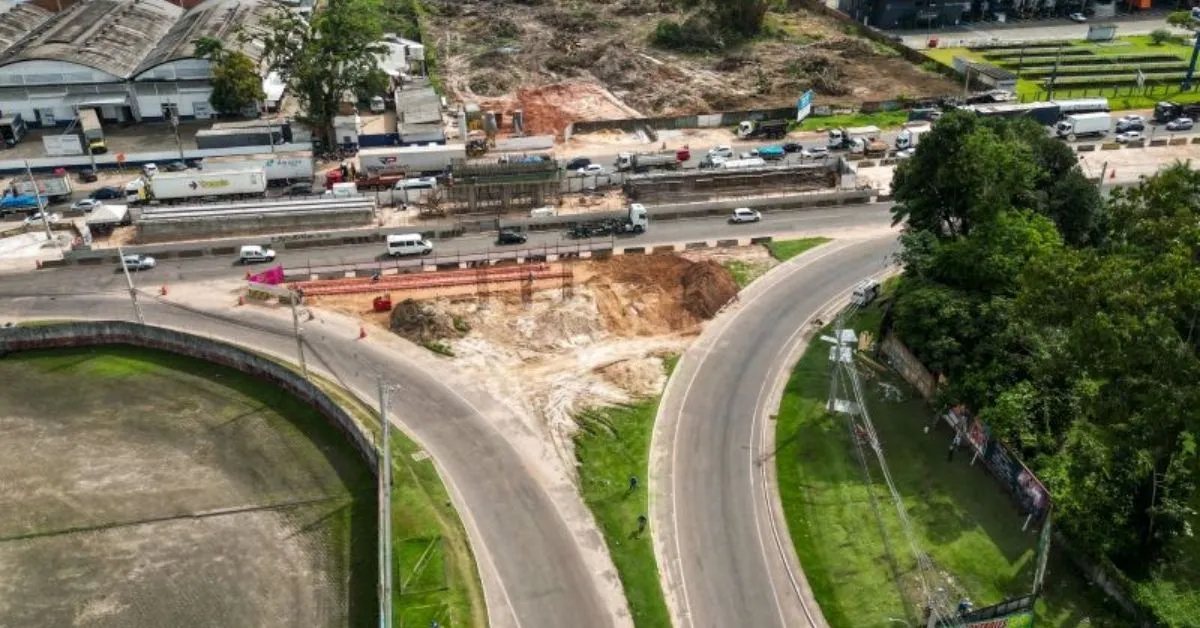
xmin=428 ymin=0 xmax=957 ymax=127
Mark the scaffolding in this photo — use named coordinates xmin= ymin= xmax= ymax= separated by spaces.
xmin=623 ymin=163 xmax=838 ymax=204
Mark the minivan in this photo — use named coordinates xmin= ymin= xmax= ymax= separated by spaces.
xmin=239 ymin=245 xmax=276 ymax=264
xmin=851 ymin=279 xmax=881 ymax=306
xmin=386 ymin=233 xmax=433 ymax=256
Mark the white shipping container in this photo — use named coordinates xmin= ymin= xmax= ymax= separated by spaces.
xmin=149 ymin=170 xmax=267 ymax=200
xmin=357 ymin=143 xmax=467 ymax=174
xmin=203 ymin=153 xmax=314 ymax=183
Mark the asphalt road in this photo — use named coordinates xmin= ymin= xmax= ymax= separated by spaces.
xmin=0 ymin=204 xmax=895 ymax=294
xmin=3 ymin=290 xmax=617 ymax=628
xmin=652 ymin=235 xmax=900 ymax=628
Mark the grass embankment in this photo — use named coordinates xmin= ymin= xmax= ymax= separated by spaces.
xmin=573 ymin=355 xmax=679 ymax=628
xmin=766 ymin=237 xmax=832 ymax=262
xmin=925 ymin=35 xmax=1200 ymax=110
xmin=314 ymin=378 xmax=485 ymax=628
xmin=798 ymin=110 xmax=911 ymax=132
xmin=774 ymin=303 xmax=1122 ymax=627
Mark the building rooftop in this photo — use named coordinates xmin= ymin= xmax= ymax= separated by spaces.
xmin=0 ymin=3 xmax=54 ymax=57
xmin=0 ymin=0 xmax=184 ymax=79
xmin=135 ymin=0 xmax=276 ymax=76
xmin=394 ymin=83 xmax=440 ymax=124
xmin=966 ymin=62 xmax=1018 ymax=82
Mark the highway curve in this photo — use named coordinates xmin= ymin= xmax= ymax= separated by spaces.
xmin=4 ymin=293 xmax=618 ymax=628
xmin=651 ymin=234 xmax=899 ymax=628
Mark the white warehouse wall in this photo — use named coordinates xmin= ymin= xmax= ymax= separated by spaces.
xmin=133 ymin=82 xmax=216 ymax=120
xmin=0 ymin=59 xmax=121 ymax=87
xmin=135 ymin=58 xmax=212 ymax=83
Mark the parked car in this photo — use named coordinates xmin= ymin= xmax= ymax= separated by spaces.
xmin=121 ymin=254 xmax=156 ymax=271
xmin=23 ymin=211 xmax=59 ymax=225
xmin=1167 ymin=117 xmax=1195 ymax=131
xmin=800 ymin=146 xmax=829 ymax=159
xmin=565 ymin=157 xmax=592 ymax=171
xmin=1069 ymin=12 xmax=1087 ymax=22
xmin=708 ymin=145 xmax=733 ymax=159
xmin=738 ymin=150 xmax=758 ymax=160
xmin=91 ymin=186 xmax=123 ymax=200
xmin=1115 ymin=119 xmax=1144 ymax=133
xmin=1115 ymin=131 xmax=1143 ymax=143
xmin=238 ymin=245 xmax=276 ymax=264
xmin=71 ymin=198 xmax=102 ymax=213
xmin=577 ymin=164 xmax=607 ymax=176
xmin=1119 ymin=114 xmax=1145 ymax=124
xmin=896 ymin=148 xmax=916 ymax=160
xmin=782 ymin=142 xmax=804 ymax=153
xmin=78 ymin=167 xmax=98 ymax=183
xmin=729 ymin=207 xmax=762 ymax=223
xmin=163 ymin=160 xmax=188 ymax=172
xmin=286 ymin=181 xmax=313 ymax=196
xmin=496 ymin=228 xmax=527 ymax=245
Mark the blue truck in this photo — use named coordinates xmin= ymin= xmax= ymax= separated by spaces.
xmin=757 ymin=145 xmax=786 ymax=161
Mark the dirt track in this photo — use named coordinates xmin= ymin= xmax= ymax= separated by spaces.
xmin=0 ymin=347 xmax=374 ymax=628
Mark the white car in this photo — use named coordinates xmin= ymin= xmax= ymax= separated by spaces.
xmin=142 ymin=163 xmax=158 ymax=177
xmin=708 ymin=145 xmax=733 ymax=159
xmin=1167 ymin=117 xmax=1195 ymax=131
xmin=729 ymin=207 xmax=762 ymax=223
xmin=1119 ymin=114 xmax=1145 ymax=124
xmin=121 ymin=254 xmax=156 ymax=271
xmin=896 ymin=148 xmax=916 ymax=159
xmin=738 ymin=151 xmax=758 ymax=160
xmin=577 ymin=164 xmax=607 ymax=176
xmin=71 ymin=198 xmax=101 ymax=213
xmin=800 ymin=146 xmax=829 ymax=159
xmin=1069 ymin=12 xmax=1087 ymax=22
xmin=23 ymin=211 xmax=60 ymax=225
xmin=1115 ymin=131 xmax=1142 ymax=143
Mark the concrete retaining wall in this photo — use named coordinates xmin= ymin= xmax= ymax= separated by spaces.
xmin=137 ymin=208 xmax=376 ymax=243
xmin=0 ymin=321 xmax=379 ymax=472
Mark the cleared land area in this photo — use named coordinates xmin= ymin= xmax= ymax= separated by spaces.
xmin=775 ymin=301 xmax=1124 ymax=627
xmin=0 ymin=346 xmax=376 ymax=628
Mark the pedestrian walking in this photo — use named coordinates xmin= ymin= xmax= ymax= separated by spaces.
xmin=627 ymin=475 xmax=639 ymax=493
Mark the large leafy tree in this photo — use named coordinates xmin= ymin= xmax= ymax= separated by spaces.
xmin=194 ymin=36 xmax=266 ymax=116
xmin=260 ymin=0 xmax=386 ymax=145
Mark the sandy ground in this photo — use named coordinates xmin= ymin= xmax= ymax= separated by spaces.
xmin=1077 ymin=140 xmax=1200 ymax=183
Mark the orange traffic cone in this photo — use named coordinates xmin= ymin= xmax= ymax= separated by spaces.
xmin=358 ymin=326 xmax=367 ymax=340
xmin=160 ymin=283 xmax=168 ymax=296
xmin=237 ymin=295 xmax=245 ymax=306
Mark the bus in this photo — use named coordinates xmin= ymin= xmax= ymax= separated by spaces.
xmin=78 ymin=109 xmax=106 ymax=154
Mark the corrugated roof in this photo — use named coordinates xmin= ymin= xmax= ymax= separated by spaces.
xmin=134 ymin=0 xmax=275 ymax=77
xmin=0 ymin=0 xmax=183 ymax=79
xmin=0 ymin=3 xmax=54 ymax=57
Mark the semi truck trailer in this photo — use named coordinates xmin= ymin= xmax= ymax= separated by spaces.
xmin=125 ymin=170 xmax=268 ymax=203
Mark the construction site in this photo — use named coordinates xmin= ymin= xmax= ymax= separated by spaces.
xmin=623 ymin=162 xmax=840 ymax=204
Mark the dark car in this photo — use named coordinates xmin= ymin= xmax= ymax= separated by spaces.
xmin=1115 ymin=120 xmax=1144 ymax=133
xmin=287 ymin=181 xmax=313 ymax=196
xmin=565 ymin=157 xmax=591 ymax=171
xmin=496 ymin=228 xmax=527 ymax=245
xmin=163 ymin=160 xmax=188 ymax=172
xmin=781 ymin=142 xmax=804 ymax=153
xmin=78 ymin=167 xmax=98 ymax=183
xmin=91 ymin=186 xmax=124 ymax=200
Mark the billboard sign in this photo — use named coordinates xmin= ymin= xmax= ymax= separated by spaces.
xmin=797 ymin=89 xmax=815 ymax=122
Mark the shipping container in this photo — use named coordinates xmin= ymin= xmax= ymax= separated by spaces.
xmin=358 ymin=143 xmax=468 ymax=175
xmin=195 ymin=128 xmax=285 ymax=150
xmin=201 ymin=152 xmax=314 ymax=185
xmin=147 ymin=170 xmax=268 ymax=201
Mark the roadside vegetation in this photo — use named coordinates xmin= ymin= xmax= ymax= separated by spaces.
xmin=573 ymin=356 xmax=677 ymax=628
xmin=885 ymin=109 xmax=1200 ymax=624
xmin=774 ymin=302 xmax=1121 ymax=626
xmin=766 ymin=237 xmax=831 ymax=262
xmin=314 ymin=377 xmax=485 ymax=628
xmin=797 ymin=110 xmax=910 ymax=132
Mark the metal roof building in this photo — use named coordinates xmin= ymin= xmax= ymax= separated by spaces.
xmin=0 ymin=0 xmax=279 ymax=127
xmin=0 ymin=2 xmax=53 ymax=58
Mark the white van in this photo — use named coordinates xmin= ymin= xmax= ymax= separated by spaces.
xmin=391 ymin=177 xmax=438 ymax=205
xmin=851 ymin=279 xmax=881 ymax=306
xmin=239 ymin=245 xmax=276 ymax=264
xmin=386 ymin=233 xmax=433 ymax=257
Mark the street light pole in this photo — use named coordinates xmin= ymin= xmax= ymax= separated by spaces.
xmin=168 ymin=103 xmax=185 ymax=162
xmin=289 ymin=291 xmax=308 ymax=378
xmin=116 ymin=246 xmax=145 ymax=325
xmin=23 ymin=159 xmax=53 ymax=242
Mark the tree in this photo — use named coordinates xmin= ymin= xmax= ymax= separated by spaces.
xmin=193 ymin=35 xmax=225 ymax=62
xmin=355 ymin=67 xmax=392 ymax=103
xmin=260 ymin=0 xmax=386 ymax=145
xmin=210 ymin=51 xmax=266 ymax=116
xmin=1150 ymin=28 xmax=1174 ymax=45
xmin=1167 ymin=11 xmax=1197 ymax=31
xmin=707 ymin=0 xmax=770 ymax=39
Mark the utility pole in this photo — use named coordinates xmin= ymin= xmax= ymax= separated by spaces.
xmin=1097 ymin=161 xmax=1108 ymax=193
xmin=377 ymin=379 xmax=394 ymax=628
xmin=167 ymin=103 xmax=185 ymax=163
xmin=289 ymin=291 xmax=308 ymax=378
xmin=1047 ymin=46 xmax=1063 ymax=101
xmin=116 ymin=246 xmax=145 ymax=324
xmin=23 ymin=160 xmax=53 ymax=242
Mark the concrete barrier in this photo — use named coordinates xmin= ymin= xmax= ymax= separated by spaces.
xmin=1170 ymin=138 xmax=1189 ymax=146
xmin=1192 ymin=137 xmax=1200 ymax=144
xmin=1126 ymin=140 xmax=1145 ymax=148
xmin=1076 ymin=144 xmax=1096 ymax=152
xmin=0 ymin=322 xmax=379 ymax=470
xmin=1149 ymin=139 xmax=1168 ymax=147
xmin=684 ymin=241 xmax=709 ymax=250
xmin=1100 ymin=143 xmax=1121 ymax=151
xmin=624 ymin=247 xmax=646 ymax=255
xmin=652 ymin=245 xmax=676 ymax=254
xmin=749 ymin=236 xmax=774 ymax=245
xmin=716 ymin=239 xmax=740 ymax=248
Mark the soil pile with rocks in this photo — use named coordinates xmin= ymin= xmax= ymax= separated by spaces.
xmin=681 ymin=259 xmax=739 ymax=319
xmin=389 ymin=299 xmax=461 ymax=344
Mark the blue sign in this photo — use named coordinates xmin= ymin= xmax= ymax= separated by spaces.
xmin=796 ymin=90 xmax=815 ymax=122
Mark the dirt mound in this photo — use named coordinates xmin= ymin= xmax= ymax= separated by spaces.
xmin=681 ymin=260 xmax=738 ymax=319
xmin=389 ymin=299 xmax=461 ymax=343
xmin=596 ymin=357 xmax=667 ymax=397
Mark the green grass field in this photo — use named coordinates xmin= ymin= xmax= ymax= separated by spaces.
xmin=925 ymin=35 xmax=1200 ymax=110
xmin=573 ymin=358 xmax=676 ymax=628
xmin=799 ymin=110 xmax=911 ymax=131
xmin=766 ymin=237 xmax=832 ymax=262
xmin=774 ymin=305 xmax=1124 ymax=627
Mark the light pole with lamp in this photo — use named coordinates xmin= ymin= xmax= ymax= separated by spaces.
xmin=22 ymin=159 xmax=53 ymax=242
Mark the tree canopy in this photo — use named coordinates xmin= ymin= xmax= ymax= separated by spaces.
xmin=260 ymin=0 xmax=386 ymax=145
xmin=888 ymin=112 xmax=1200 ymax=583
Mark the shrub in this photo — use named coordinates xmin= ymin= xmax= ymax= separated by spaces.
xmin=1150 ymin=28 xmax=1173 ymax=45
xmin=652 ymin=17 xmax=722 ymax=51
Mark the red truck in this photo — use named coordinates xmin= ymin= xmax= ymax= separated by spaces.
xmin=325 ymin=166 xmax=405 ymax=190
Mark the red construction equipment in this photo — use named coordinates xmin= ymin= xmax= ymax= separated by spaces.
xmin=293 ymin=263 xmax=571 ymax=297
xmin=373 ymin=294 xmax=393 ymax=312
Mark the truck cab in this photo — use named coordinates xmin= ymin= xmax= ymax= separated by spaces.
xmin=0 ymin=114 xmax=28 ymax=148
xmin=628 ymin=203 xmax=648 ymax=232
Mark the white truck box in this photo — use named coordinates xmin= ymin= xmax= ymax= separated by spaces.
xmin=358 ymin=143 xmax=467 ymax=174
xmin=148 ymin=170 xmax=267 ymax=200
xmin=1055 ymin=112 xmax=1110 ymax=138
xmin=202 ymin=153 xmax=314 ymax=183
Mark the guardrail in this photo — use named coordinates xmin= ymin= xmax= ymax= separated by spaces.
xmin=48 ymin=189 xmax=878 ymax=268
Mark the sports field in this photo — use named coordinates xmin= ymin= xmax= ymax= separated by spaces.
xmin=0 ymin=346 xmax=376 ymax=627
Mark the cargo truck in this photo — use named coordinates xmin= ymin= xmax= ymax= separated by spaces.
xmin=895 ymin=123 xmax=931 ymax=150
xmin=200 ymin=153 xmax=314 ymax=186
xmin=125 ymin=170 xmax=268 ymax=204
xmin=0 ymin=113 xmax=28 ymax=148
xmin=828 ymin=125 xmax=880 ymax=150
xmin=357 ymin=144 xmax=467 ymax=175
xmin=10 ymin=172 xmax=72 ymax=202
xmin=1153 ymin=101 xmax=1200 ymax=124
xmin=1055 ymin=112 xmax=1110 ymax=139
xmin=566 ymin=203 xmax=649 ymax=238
xmin=614 ymin=151 xmax=683 ymax=172
xmin=736 ymin=119 xmax=788 ymax=140
xmin=78 ymin=109 xmax=106 ymax=154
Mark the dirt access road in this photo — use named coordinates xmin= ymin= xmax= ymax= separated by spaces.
xmin=426 ymin=1 xmax=957 ymax=135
